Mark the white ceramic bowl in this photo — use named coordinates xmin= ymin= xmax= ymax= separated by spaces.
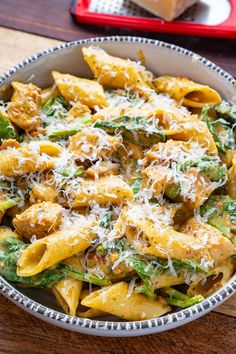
xmin=0 ymin=36 xmax=235 ymax=337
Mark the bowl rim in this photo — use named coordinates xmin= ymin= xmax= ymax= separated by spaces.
xmin=0 ymin=35 xmax=235 ymax=337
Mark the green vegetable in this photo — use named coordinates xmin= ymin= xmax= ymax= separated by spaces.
xmin=94 ymin=116 xmax=166 ymax=147
xmin=100 ymin=208 xmax=112 ymax=229
xmin=0 ymin=237 xmax=109 ymax=288
xmin=96 ymin=244 xmax=107 ymax=256
xmin=0 ymin=197 xmax=20 ymax=211
xmin=179 ymin=156 xmax=227 ymax=183
xmin=165 ymin=184 xmax=182 ymax=200
xmin=48 ymin=129 xmax=80 ymax=138
xmin=129 ymin=257 xmax=208 ymax=277
xmin=134 ymin=284 xmax=157 ymax=300
xmin=58 ymin=264 xmax=110 ymax=287
xmin=202 ymin=106 xmax=235 ymax=153
xmin=161 ymin=287 xmax=189 ymax=300
xmin=130 ymin=178 xmax=142 ymax=199
xmin=215 ymin=101 xmax=236 ymax=123
xmin=48 ymin=116 xmax=91 ymax=139
xmin=42 ymin=96 xmax=71 ymax=119
xmin=201 ymin=195 xmax=236 ymax=241
xmin=127 ymin=256 xmax=209 ymax=293
xmin=128 ymin=257 xmax=153 ymax=289
xmin=0 ymin=181 xmax=12 ymax=190
xmin=59 ymin=167 xmax=84 ymax=178
xmin=160 ymin=287 xmax=204 ymax=307
xmin=165 ymin=294 xmax=204 ymax=308
xmin=0 ymin=113 xmax=17 ymax=141
xmin=94 ymin=239 xmax=209 ymax=292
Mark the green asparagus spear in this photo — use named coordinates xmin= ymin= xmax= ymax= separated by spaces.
xmin=130 ymin=178 xmax=142 ymax=199
xmin=161 ymin=287 xmax=189 ymax=300
xmin=160 ymin=287 xmax=204 ymax=307
xmin=48 ymin=129 xmax=80 ymax=138
xmin=59 ymin=166 xmax=84 ymax=178
xmin=58 ymin=264 xmax=110 ymax=287
xmin=165 ymin=295 xmax=204 ymax=308
xmin=94 ymin=116 xmax=166 ymax=147
xmin=42 ymin=96 xmax=71 ymax=119
xmin=0 ymin=197 xmax=21 ymax=211
xmin=134 ymin=284 xmax=157 ymax=300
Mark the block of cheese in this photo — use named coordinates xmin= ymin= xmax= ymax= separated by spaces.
xmin=131 ymin=0 xmax=198 ymax=21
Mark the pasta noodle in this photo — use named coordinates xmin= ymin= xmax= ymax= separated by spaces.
xmin=154 ymin=76 xmax=222 ymax=108
xmin=81 ymin=282 xmax=171 ymax=321
xmin=17 ymin=219 xmax=96 ymax=276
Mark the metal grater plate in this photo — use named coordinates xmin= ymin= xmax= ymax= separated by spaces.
xmin=89 ymin=0 xmax=231 ymax=25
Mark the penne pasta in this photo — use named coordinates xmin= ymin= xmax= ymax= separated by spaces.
xmin=82 ymin=46 xmax=152 ymax=94
xmin=17 ymin=219 xmax=96 ymax=276
xmin=71 ymin=176 xmax=134 ymax=207
xmin=154 ymin=76 xmax=221 ymax=108
xmin=81 ymin=282 xmax=171 ymax=321
xmin=52 ymin=71 xmax=108 ymax=108
xmin=117 ymin=203 xmax=234 ymax=263
xmin=187 ymin=258 xmax=235 ymax=298
xmin=53 ymin=278 xmax=82 ymax=316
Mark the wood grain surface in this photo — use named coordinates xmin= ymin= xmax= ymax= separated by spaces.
xmin=0 ymin=14 xmax=236 ymax=352
xmin=0 ymin=0 xmax=236 ymax=77
xmin=0 ymin=295 xmax=235 ymax=354
xmin=0 ymin=27 xmax=61 ymax=74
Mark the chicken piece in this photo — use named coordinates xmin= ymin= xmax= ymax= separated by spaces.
xmin=13 ymin=202 xmax=63 ymax=239
xmin=30 ymin=184 xmax=58 ymax=204
xmin=144 ymin=140 xmax=226 ymax=208
xmin=69 ymin=127 xmax=122 ymax=162
xmin=0 ymin=139 xmax=20 ymax=151
xmin=8 ymin=81 xmax=41 ymax=131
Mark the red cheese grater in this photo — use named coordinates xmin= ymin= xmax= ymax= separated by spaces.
xmin=70 ymin=0 xmax=236 ymax=38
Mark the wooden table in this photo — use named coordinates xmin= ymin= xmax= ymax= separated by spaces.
xmin=0 ymin=1 xmax=235 ymax=352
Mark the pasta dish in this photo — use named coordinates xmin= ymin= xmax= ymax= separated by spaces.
xmin=0 ymin=47 xmax=235 ymax=321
